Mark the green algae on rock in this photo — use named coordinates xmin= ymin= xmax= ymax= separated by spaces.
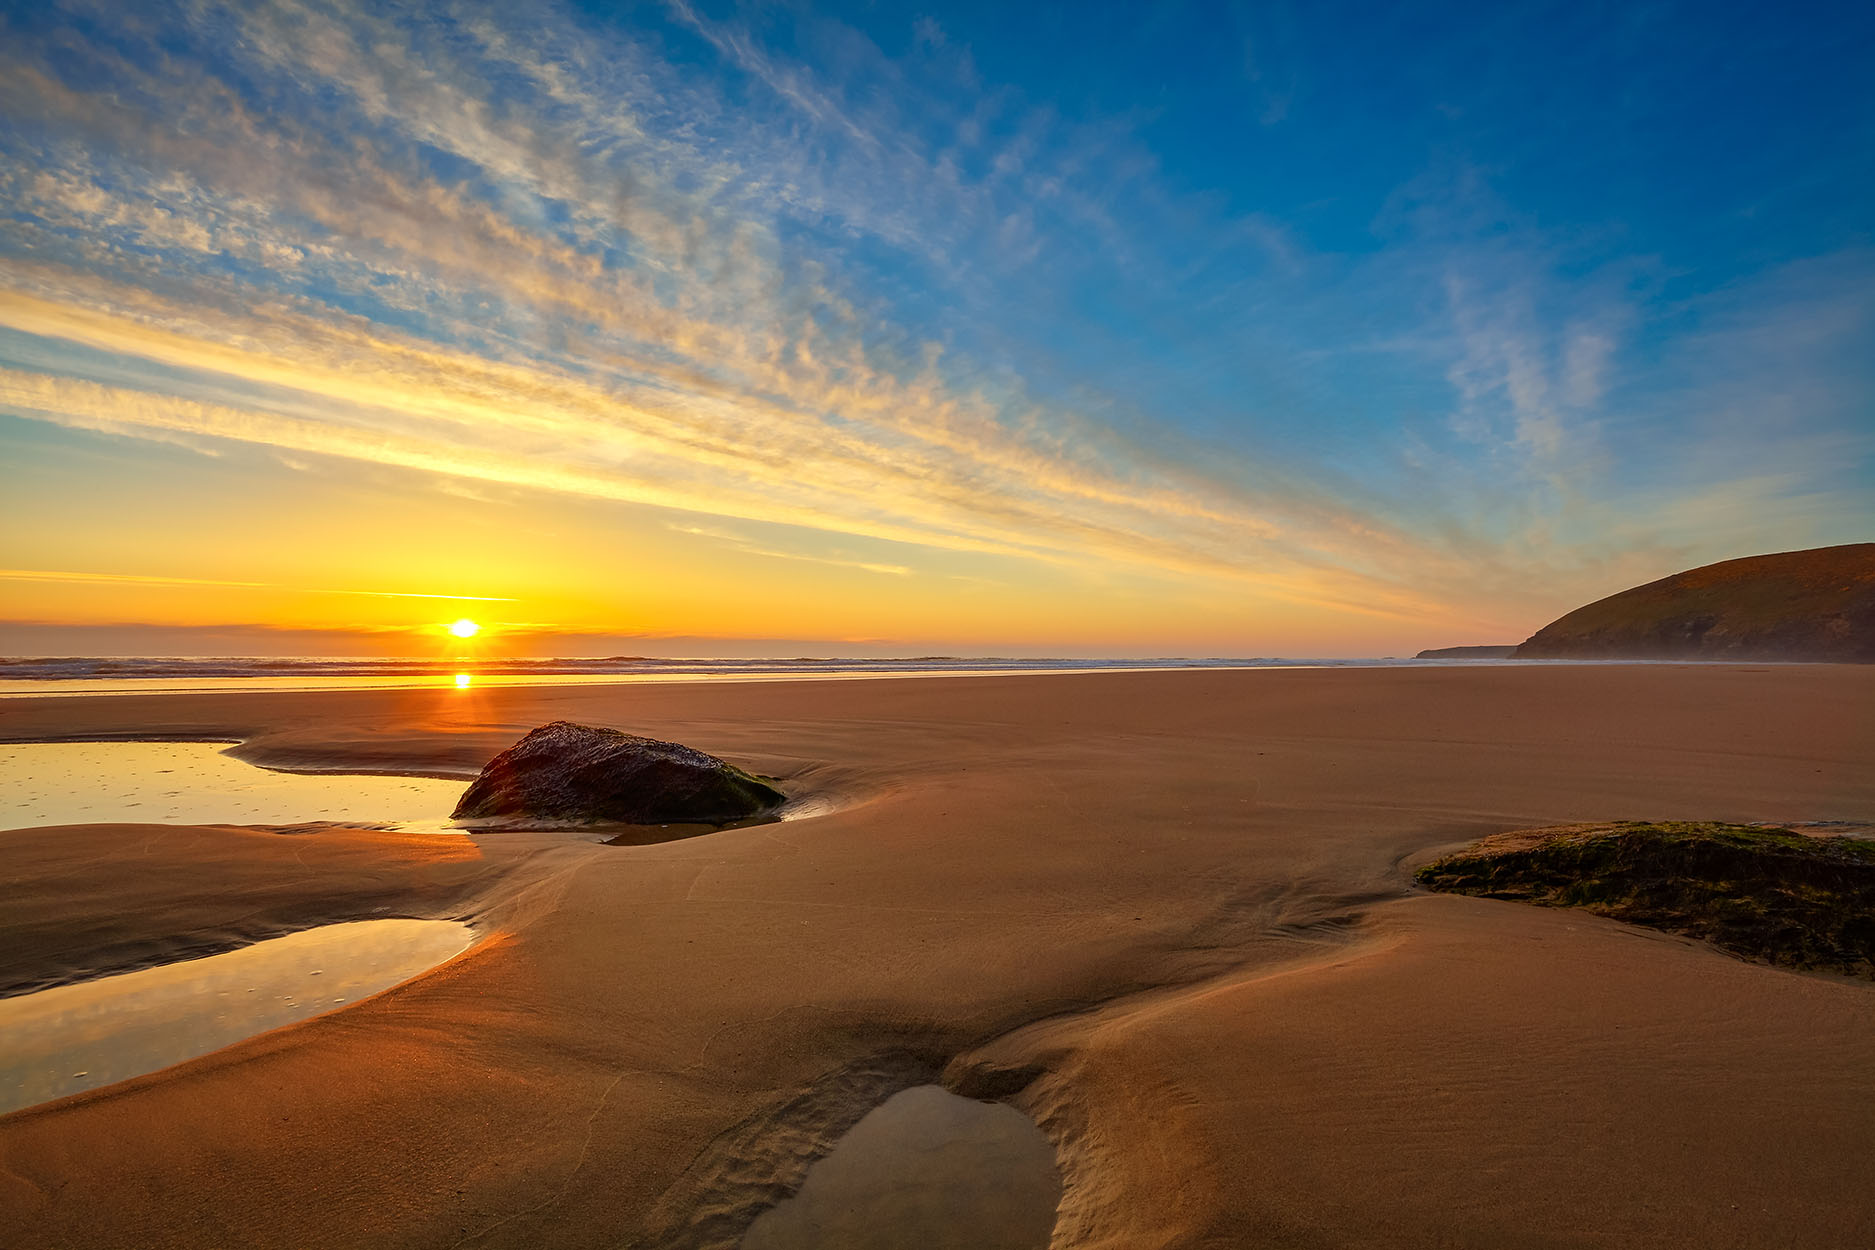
xmin=1416 ymin=821 xmax=1875 ymax=977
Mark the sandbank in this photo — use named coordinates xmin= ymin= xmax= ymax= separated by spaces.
xmin=1 ymin=664 xmax=1871 ymax=1248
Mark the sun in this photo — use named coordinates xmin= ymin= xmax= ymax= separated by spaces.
xmin=448 ymin=618 xmax=481 ymax=639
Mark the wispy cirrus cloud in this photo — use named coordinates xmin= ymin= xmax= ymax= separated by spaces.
xmin=0 ymin=568 xmax=514 ymax=601
xmin=0 ymin=2 xmax=1472 ymax=619
xmin=664 ymin=523 xmax=912 ymax=578
xmin=0 ymin=0 xmax=1868 ymax=647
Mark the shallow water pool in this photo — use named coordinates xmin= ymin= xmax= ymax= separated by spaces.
xmin=0 ymin=741 xmax=465 ymax=830
xmin=741 ymin=1083 xmax=1061 ymax=1250
xmin=0 ymin=918 xmax=473 ymax=1115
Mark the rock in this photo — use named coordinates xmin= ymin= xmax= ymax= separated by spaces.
xmin=1514 ymin=543 xmax=1875 ymax=662
xmin=1415 ymin=821 xmax=1875 ymax=977
xmin=451 ymin=721 xmax=784 ymax=825
xmin=1415 ymin=645 xmax=1518 ymax=659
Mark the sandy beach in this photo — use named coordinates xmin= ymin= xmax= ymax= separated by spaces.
xmin=2 ymin=664 xmax=1872 ymax=1249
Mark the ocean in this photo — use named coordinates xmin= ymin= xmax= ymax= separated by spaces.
xmin=0 ymin=654 xmax=1457 ymax=697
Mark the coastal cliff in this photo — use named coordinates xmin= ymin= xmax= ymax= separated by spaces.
xmin=1515 ymin=543 xmax=1875 ymax=662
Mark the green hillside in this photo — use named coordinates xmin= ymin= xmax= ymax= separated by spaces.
xmin=1515 ymin=544 xmax=1875 ymax=661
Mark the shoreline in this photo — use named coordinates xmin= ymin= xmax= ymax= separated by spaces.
xmin=2 ymin=654 xmax=1837 ymax=701
xmin=2 ymin=665 xmax=1872 ymax=1248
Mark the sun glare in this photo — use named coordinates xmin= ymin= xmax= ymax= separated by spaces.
xmin=448 ymin=618 xmax=480 ymax=639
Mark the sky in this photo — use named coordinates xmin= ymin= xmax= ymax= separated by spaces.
xmin=0 ymin=0 xmax=1870 ymax=658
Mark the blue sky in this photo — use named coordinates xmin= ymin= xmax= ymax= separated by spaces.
xmin=0 ymin=0 xmax=1870 ymax=655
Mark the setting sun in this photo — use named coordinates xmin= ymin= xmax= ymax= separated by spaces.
xmin=448 ymin=619 xmax=480 ymax=639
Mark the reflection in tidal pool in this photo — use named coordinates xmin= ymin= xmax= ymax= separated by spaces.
xmin=0 ymin=919 xmax=473 ymax=1114
xmin=0 ymin=741 xmax=465 ymax=830
xmin=741 ymin=1084 xmax=1061 ymax=1250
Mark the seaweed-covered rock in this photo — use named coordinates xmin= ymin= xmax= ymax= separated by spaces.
xmin=1416 ymin=821 xmax=1875 ymax=977
xmin=452 ymin=721 xmax=783 ymax=826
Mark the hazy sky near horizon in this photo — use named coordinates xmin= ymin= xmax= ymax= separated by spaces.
xmin=1 ymin=0 xmax=1870 ymax=657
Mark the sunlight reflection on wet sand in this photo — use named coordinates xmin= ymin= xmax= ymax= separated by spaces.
xmin=0 ymin=919 xmax=473 ymax=1114
xmin=0 ymin=741 xmax=465 ymax=830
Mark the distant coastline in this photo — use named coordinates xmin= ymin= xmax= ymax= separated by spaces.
xmin=0 ymin=653 xmax=1802 ymax=700
xmin=3 ymin=655 xmax=1373 ymax=681
xmin=1514 ymin=543 xmax=1874 ymax=663
xmin=0 ymin=654 xmax=1430 ymax=698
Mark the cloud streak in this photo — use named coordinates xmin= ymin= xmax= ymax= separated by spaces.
xmin=0 ymin=568 xmax=516 ymax=602
xmin=0 ymin=0 xmax=1475 ymax=621
xmin=0 ymin=0 xmax=1868 ymax=645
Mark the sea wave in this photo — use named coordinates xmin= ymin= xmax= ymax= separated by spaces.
xmin=0 ymin=654 xmax=1373 ymax=682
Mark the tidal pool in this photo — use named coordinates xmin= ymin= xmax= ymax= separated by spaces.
xmin=741 ymin=1084 xmax=1061 ymax=1250
xmin=0 ymin=918 xmax=473 ymax=1115
xmin=0 ymin=741 xmax=465 ymax=830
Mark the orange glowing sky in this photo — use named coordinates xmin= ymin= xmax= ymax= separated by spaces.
xmin=1 ymin=3 xmax=1869 ymax=659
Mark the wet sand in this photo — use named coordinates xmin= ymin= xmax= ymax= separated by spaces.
xmin=0 ymin=918 xmax=473 ymax=1114
xmin=741 ymin=1084 xmax=1060 ymax=1250
xmin=1 ymin=665 xmax=1872 ymax=1248
xmin=0 ymin=740 xmax=465 ymax=830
